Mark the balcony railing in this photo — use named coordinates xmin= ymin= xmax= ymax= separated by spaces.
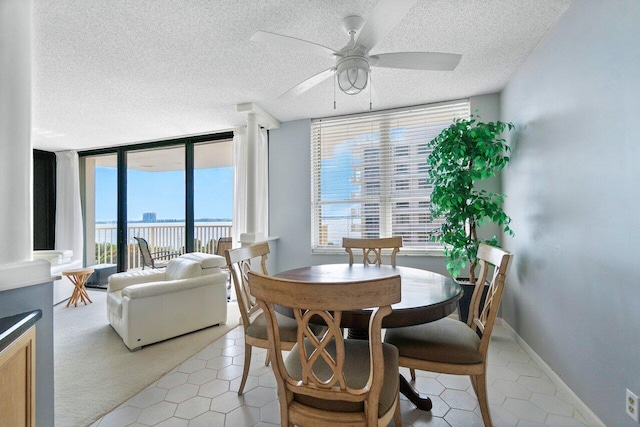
xmin=94 ymin=223 xmax=232 ymax=270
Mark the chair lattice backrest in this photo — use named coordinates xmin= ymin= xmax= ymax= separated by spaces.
xmin=468 ymin=243 xmax=514 ymax=355
xmin=224 ymin=242 xmax=269 ymax=328
xmin=248 ymin=271 xmax=401 ymax=405
xmin=342 ymin=237 xmax=403 ymax=267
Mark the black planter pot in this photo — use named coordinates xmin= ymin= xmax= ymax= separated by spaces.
xmin=456 ymin=280 xmax=489 ymax=324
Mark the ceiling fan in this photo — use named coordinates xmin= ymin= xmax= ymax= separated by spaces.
xmin=250 ymin=0 xmax=461 ymax=103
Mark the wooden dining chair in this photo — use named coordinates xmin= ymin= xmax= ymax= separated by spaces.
xmin=225 ymin=242 xmax=325 ymax=395
xmin=248 ymin=270 xmax=403 ymax=427
xmin=342 ymin=237 xmax=403 ymax=267
xmin=383 ymin=243 xmax=513 ymax=427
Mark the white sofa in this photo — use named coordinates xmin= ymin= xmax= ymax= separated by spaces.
xmin=107 ymin=253 xmax=228 ymax=351
xmin=33 ymin=250 xmax=83 ymax=305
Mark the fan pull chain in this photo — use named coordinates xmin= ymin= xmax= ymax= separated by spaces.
xmin=369 ymin=71 xmax=372 ymax=111
xmin=334 ymin=73 xmax=337 ymax=110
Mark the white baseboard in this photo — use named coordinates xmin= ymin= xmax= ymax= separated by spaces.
xmin=500 ymin=319 xmax=605 ymax=427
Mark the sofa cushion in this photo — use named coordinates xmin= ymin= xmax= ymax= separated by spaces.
xmin=107 ymin=289 xmax=123 ymax=318
xmin=33 ymin=249 xmax=73 ymax=265
xmin=179 ymin=252 xmax=226 ymax=269
xmin=50 ymin=259 xmax=83 ymax=275
xmin=165 ymin=258 xmax=202 ymax=280
xmin=108 ymin=269 xmax=166 ymax=292
xmin=120 ymin=273 xmax=226 ymax=299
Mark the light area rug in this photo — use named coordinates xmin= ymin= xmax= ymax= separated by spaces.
xmin=54 ymin=289 xmax=240 ymax=427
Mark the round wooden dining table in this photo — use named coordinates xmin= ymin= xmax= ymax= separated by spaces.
xmin=274 ymin=263 xmax=463 ymax=411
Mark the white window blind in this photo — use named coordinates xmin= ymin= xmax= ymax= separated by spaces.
xmin=311 ymin=100 xmax=470 ymax=251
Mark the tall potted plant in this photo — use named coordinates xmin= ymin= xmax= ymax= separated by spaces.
xmin=427 ymin=115 xmax=515 ymax=321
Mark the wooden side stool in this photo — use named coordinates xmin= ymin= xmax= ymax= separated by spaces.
xmin=62 ymin=268 xmax=94 ymax=307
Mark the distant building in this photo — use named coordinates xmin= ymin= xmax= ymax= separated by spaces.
xmin=142 ymin=212 xmax=156 ymax=222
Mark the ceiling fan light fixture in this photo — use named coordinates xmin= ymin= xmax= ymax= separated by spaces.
xmin=336 ymin=56 xmax=369 ymax=95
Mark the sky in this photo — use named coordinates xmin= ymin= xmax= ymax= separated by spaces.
xmin=94 ymin=127 xmax=404 ymax=224
xmin=95 ymin=166 xmax=233 ymax=222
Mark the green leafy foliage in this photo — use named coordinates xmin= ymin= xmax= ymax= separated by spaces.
xmin=427 ymin=114 xmax=515 ymax=281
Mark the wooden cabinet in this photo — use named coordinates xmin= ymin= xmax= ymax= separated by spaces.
xmin=0 ymin=326 xmax=36 ymax=427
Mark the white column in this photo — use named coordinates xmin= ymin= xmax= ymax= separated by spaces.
xmin=244 ymin=112 xmax=258 ymax=238
xmin=237 ymin=103 xmax=279 ymax=246
xmin=0 ymin=0 xmax=50 ymax=289
xmin=0 ymin=0 xmax=33 ymax=264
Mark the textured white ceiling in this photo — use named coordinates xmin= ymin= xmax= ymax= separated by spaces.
xmin=32 ymin=0 xmax=571 ymax=152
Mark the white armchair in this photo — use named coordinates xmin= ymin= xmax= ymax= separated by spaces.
xmin=107 ymin=253 xmax=228 ymax=351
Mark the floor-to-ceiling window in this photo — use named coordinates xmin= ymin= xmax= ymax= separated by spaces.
xmin=83 ymin=153 xmax=118 ymax=266
xmin=193 ymin=140 xmax=233 ymax=253
xmin=80 ymin=132 xmax=233 ymax=272
xmin=126 ymin=145 xmax=186 ymax=269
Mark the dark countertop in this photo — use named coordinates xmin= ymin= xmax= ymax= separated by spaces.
xmin=0 ymin=309 xmax=42 ymax=353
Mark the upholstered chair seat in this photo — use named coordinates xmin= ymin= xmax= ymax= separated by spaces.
xmin=246 ymin=311 xmax=325 ymax=343
xmin=384 ymin=317 xmax=482 ymax=365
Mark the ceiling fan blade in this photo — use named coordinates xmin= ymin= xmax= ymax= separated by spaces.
xmin=355 ymin=0 xmax=418 ymax=51
xmin=251 ymin=31 xmax=338 ymax=58
xmin=279 ymin=68 xmax=335 ymax=98
xmin=370 ymin=52 xmax=462 ymax=71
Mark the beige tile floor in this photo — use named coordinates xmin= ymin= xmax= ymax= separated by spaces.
xmin=92 ymin=316 xmax=593 ymax=427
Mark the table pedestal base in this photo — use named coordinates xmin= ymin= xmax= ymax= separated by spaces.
xmin=348 ymin=328 xmax=434 ymax=411
xmin=346 ymin=328 xmax=370 ymax=340
xmin=399 ymin=374 xmax=432 ymax=411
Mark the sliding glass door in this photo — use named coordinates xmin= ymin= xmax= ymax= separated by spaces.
xmin=193 ymin=140 xmax=233 ymax=254
xmin=83 ymin=153 xmax=118 ymax=266
xmin=81 ymin=133 xmax=233 ymax=272
xmin=127 ymin=145 xmax=186 ymax=270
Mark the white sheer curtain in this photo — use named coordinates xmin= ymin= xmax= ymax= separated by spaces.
xmin=232 ymin=127 xmax=269 ymax=246
xmin=55 ymin=150 xmax=84 ymax=262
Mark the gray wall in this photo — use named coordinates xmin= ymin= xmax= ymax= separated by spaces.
xmin=269 ymin=94 xmax=501 ymax=275
xmin=0 ymin=283 xmax=55 ymax=427
xmin=500 ymin=1 xmax=640 ymax=425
